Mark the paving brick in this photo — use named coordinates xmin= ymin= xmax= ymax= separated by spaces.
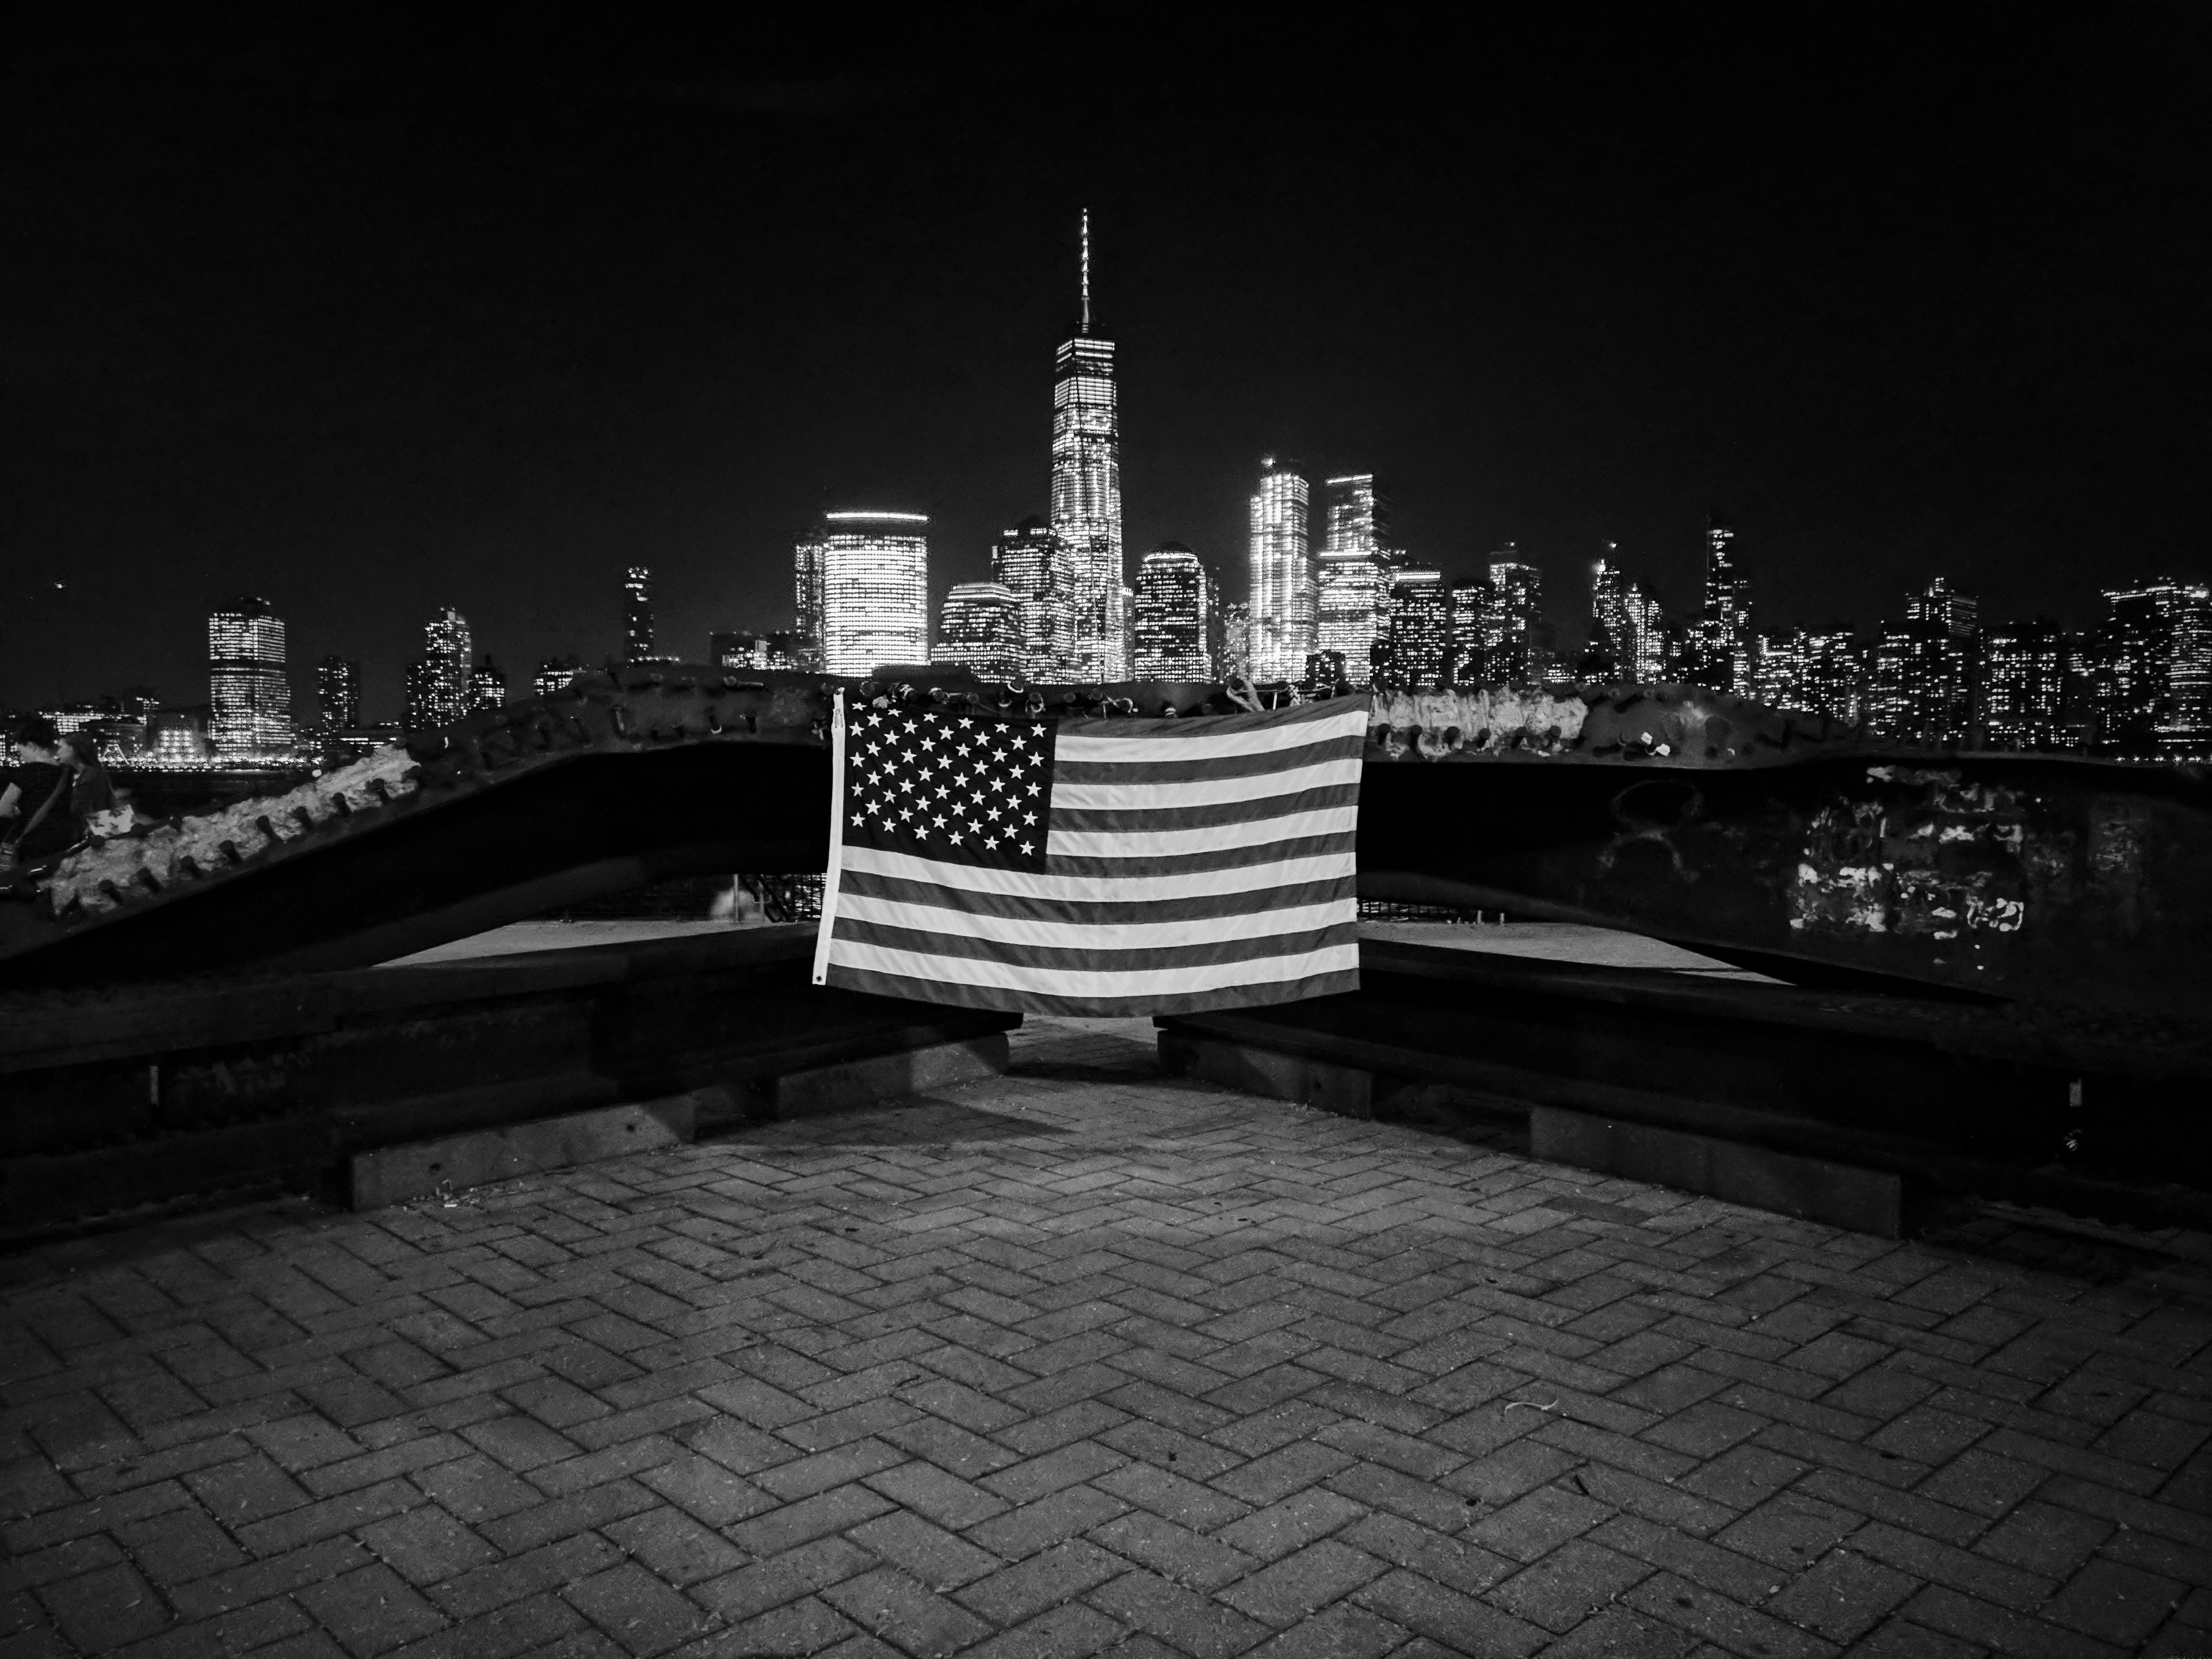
xmin=964 ymin=1486 xmax=1129 ymax=1562
xmin=297 ymin=1562 xmax=450 ymax=1656
xmin=562 ymin=1559 xmax=709 ymax=1656
xmin=35 ymin=1561 xmax=169 ymax=1653
xmin=1352 ymin=1567 xmax=1547 ymax=1656
xmin=1085 ymin=1569 xmax=1270 ymax=1659
xmin=9 ymin=1016 xmax=2210 ymax=1659
xmin=1488 ymin=1537 xmax=1651 ymax=1633
xmin=1217 ymin=1537 xmax=1386 ymax=1626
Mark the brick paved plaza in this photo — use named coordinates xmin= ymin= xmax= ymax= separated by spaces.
xmin=4 ymin=1016 xmax=2209 ymax=1657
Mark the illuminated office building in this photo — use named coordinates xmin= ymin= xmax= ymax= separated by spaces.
xmin=932 ymin=582 xmax=1023 ymax=682
xmin=1448 ymin=583 xmax=1489 ymax=686
xmin=208 ymin=597 xmax=293 ymax=759
xmin=316 ymin=656 xmax=361 ymax=731
xmin=1248 ymin=456 xmax=1312 ymax=681
xmin=708 ymin=631 xmax=809 ymax=673
xmin=816 ymin=511 xmax=930 ymax=675
xmin=469 ymin=656 xmax=507 ymax=713
xmin=1863 ymin=578 xmax=1977 ymax=744
xmin=1698 ymin=512 xmax=1754 ymax=695
xmin=1795 ymin=632 xmax=1865 ymax=722
xmin=1221 ymin=602 xmax=1252 ymax=683
xmin=1381 ymin=568 xmax=1448 ymax=691
xmin=1590 ymin=548 xmax=1671 ymax=685
xmin=2095 ymin=580 xmax=2212 ymax=759
xmin=405 ymin=607 xmax=473 ymax=730
xmin=1982 ymin=619 xmax=2071 ymax=750
xmin=1483 ymin=554 xmax=1549 ymax=683
xmin=1051 ymin=211 xmax=1126 ymax=681
xmin=792 ymin=529 xmax=827 ymax=669
xmin=534 ymin=655 xmax=586 ymax=698
xmin=624 ymin=566 xmax=655 ymax=661
xmin=1133 ymin=543 xmax=1214 ymax=681
xmin=991 ymin=516 xmax=1074 ymax=679
xmin=1314 ymin=474 xmax=1391 ymax=685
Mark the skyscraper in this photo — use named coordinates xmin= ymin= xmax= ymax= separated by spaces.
xmin=932 ymin=582 xmax=1023 ymax=682
xmin=624 ymin=566 xmax=655 ymax=661
xmin=1051 ymin=211 xmax=1126 ymax=682
xmin=792 ymin=528 xmax=827 ymax=670
xmin=2095 ymin=580 xmax=2212 ymax=759
xmin=1982 ymin=619 xmax=2071 ymax=750
xmin=315 ymin=655 xmax=360 ymax=730
xmin=1483 ymin=554 xmax=1549 ymax=683
xmin=1248 ymin=456 xmax=1312 ymax=682
xmin=1864 ymin=578 xmax=1977 ymax=743
xmin=535 ymin=655 xmax=585 ymax=697
xmin=208 ymin=597 xmax=293 ymax=759
xmin=406 ymin=607 xmax=473 ymax=730
xmin=470 ymin=656 xmax=507 ymax=712
xmin=1133 ymin=543 xmax=1215 ymax=681
xmin=991 ymin=516 xmax=1074 ymax=680
xmin=1381 ymin=568 xmax=1448 ymax=691
xmin=1699 ymin=512 xmax=1754 ymax=695
xmin=817 ymin=511 xmax=930 ymax=675
xmin=1447 ymin=583 xmax=1490 ymax=686
xmin=1221 ymin=601 xmax=1253 ymax=683
xmin=1314 ymin=474 xmax=1391 ymax=686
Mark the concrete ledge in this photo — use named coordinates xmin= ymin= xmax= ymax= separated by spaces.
xmin=1532 ymin=1105 xmax=1903 ymax=1238
xmin=1158 ymin=1030 xmax=1373 ymax=1120
xmin=350 ymin=1090 xmax=717 ymax=1210
xmin=769 ymin=1034 xmax=1009 ymax=1120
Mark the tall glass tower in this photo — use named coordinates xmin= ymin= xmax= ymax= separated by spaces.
xmin=991 ymin=516 xmax=1073 ymax=680
xmin=1248 ymin=456 xmax=1312 ymax=682
xmin=208 ymin=597 xmax=293 ymax=759
xmin=1051 ymin=211 xmax=1126 ymax=682
xmin=1315 ymin=474 xmax=1391 ymax=686
xmin=817 ymin=511 xmax=930 ymax=676
xmin=1700 ymin=512 xmax=1753 ymax=694
xmin=1133 ymin=543 xmax=1214 ymax=681
xmin=624 ymin=566 xmax=655 ymax=662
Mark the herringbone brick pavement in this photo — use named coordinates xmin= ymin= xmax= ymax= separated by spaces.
xmin=3 ymin=1016 xmax=2208 ymax=1657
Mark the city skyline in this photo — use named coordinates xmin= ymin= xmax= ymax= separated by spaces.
xmin=4 ymin=15 xmax=2199 ymax=721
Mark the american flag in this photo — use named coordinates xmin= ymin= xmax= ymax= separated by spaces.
xmin=811 ymin=692 xmax=1367 ymax=1015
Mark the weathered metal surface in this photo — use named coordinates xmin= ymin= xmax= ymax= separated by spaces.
xmin=0 ymin=925 xmax=1017 ymax=1242
xmin=1158 ymin=938 xmax=2212 ymax=1233
xmin=3 ymin=670 xmax=2209 ymax=1031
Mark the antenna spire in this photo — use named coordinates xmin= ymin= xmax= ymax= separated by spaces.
xmin=1080 ymin=208 xmax=1091 ymax=335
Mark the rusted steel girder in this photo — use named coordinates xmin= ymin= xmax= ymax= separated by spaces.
xmin=2 ymin=669 xmax=2208 ymax=1033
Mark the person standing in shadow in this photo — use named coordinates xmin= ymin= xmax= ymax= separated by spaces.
xmin=0 ymin=716 xmax=87 ymax=885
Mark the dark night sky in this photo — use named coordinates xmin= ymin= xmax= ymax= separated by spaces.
xmin=3 ymin=7 xmax=2207 ymax=720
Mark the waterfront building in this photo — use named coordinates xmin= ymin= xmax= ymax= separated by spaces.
xmin=316 ymin=656 xmax=361 ymax=731
xmin=1752 ymin=631 xmax=1802 ymax=711
xmin=624 ymin=566 xmax=655 ymax=661
xmin=932 ymin=582 xmax=1024 ymax=682
xmin=534 ymin=655 xmax=586 ymax=697
xmin=991 ymin=516 xmax=1074 ymax=680
xmin=405 ymin=607 xmax=473 ymax=730
xmin=1483 ymin=554 xmax=1549 ymax=683
xmin=1796 ymin=632 xmax=1865 ymax=722
xmin=469 ymin=655 xmax=507 ymax=713
xmin=1448 ymin=583 xmax=1489 ymax=686
xmin=1221 ymin=601 xmax=1253 ymax=683
xmin=2095 ymin=580 xmax=2212 ymax=759
xmin=1591 ymin=548 xmax=1673 ymax=685
xmin=792 ymin=528 xmax=827 ymax=669
xmin=1698 ymin=513 xmax=1754 ymax=695
xmin=208 ymin=597 xmax=293 ymax=759
xmin=816 ymin=511 xmax=929 ymax=676
xmin=1052 ymin=212 xmax=1126 ymax=681
xmin=1248 ymin=457 xmax=1312 ymax=682
xmin=145 ymin=707 xmax=216 ymax=766
xmin=1982 ymin=619 xmax=2072 ymax=750
xmin=1314 ymin=474 xmax=1391 ymax=685
xmin=708 ymin=632 xmax=809 ymax=673
xmin=1133 ymin=543 xmax=1214 ymax=681
xmin=1380 ymin=568 xmax=1448 ymax=691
